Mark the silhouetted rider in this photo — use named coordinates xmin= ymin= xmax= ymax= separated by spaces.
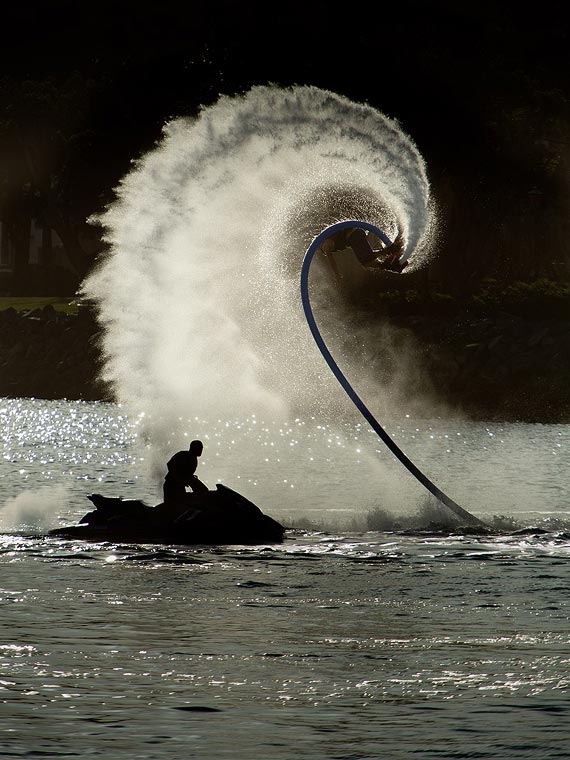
xmin=346 ymin=228 xmax=408 ymax=273
xmin=163 ymin=439 xmax=208 ymax=503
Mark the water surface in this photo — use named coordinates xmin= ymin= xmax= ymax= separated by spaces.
xmin=1 ymin=399 xmax=569 ymax=759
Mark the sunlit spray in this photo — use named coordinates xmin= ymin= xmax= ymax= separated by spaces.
xmin=83 ymin=85 xmax=439 ymax=513
xmin=0 ymin=485 xmax=70 ymax=532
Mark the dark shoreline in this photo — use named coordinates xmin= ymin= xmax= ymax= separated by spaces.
xmin=0 ymin=304 xmax=568 ymax=423
xmin=0 ymin=305 xmax=111 ymax=403
xmin=365 ymin=311 xmax=570 ymax=424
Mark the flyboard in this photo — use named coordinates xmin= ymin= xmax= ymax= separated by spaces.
xmin=301 ymin=220 xmax=484 ymax=527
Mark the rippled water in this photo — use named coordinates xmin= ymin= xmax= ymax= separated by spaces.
xmin=1 ymin=399 xmax=570 ymax=758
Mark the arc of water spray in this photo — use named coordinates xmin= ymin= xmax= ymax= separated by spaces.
xmin=301 ymin=220 xmax=484 ymax=527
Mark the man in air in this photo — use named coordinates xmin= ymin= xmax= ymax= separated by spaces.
xmin=346 ymin=227 xmax=408 ymax=273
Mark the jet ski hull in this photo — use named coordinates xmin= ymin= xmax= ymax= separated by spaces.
xmin=50 ymin=484 xmax=286 ymax=545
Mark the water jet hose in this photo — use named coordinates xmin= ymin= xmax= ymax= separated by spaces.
xmin=301 ymin=220 xmax=484 ymax=527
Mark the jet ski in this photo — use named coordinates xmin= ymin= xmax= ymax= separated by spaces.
xmin=49 ymin=484 xmax=286 ymax=545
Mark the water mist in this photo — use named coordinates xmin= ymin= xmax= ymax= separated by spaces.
xmin=83 ymin=85 xmax=437 ymax=517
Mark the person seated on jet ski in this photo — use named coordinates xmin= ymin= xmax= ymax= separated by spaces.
xmin=163 ymin=439 xmax=208 ymax=503
xmin=347 ymin=228 xmax=408 ymax=273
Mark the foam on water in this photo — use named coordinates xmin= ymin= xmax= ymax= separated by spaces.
xmin=83 ymin=85 xmax=436 ymax=471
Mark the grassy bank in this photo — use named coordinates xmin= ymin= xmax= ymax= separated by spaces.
xmin=0 ymin=297 xmax=79 ymax=315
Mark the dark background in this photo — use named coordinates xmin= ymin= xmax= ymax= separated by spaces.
xmin=1 ymin=0 xmax=569 ymax=418
xmin=1 ymin=0 xmax=569 ymax=293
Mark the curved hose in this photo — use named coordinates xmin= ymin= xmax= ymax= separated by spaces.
xmin=301 ymin=220 xmax=483 ymax=526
